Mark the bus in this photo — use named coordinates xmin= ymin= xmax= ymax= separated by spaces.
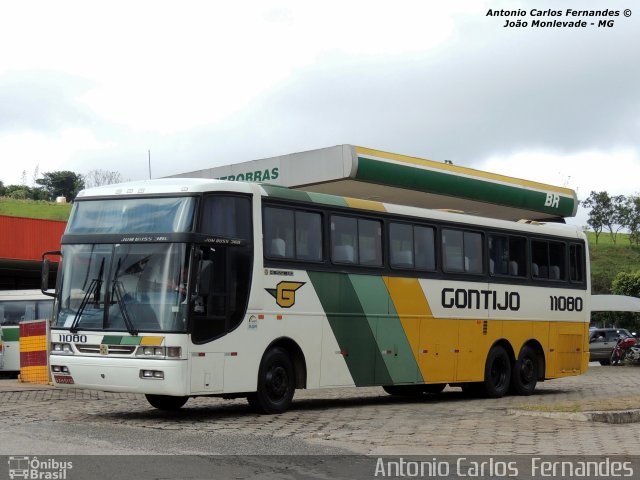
xmin=44 ymin=178 xmax=590 ymax=413
xmin=0 ymin=290 xmax=53 ymax=374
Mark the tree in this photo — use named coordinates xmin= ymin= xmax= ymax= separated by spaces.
xmin=606 ymin=194 xmax=627 ymax=244
xmin=612 ymin=271 xmax=640 ymax=297
xmin=31 ymin=164 xmax=40 ymax=187
xmin=582 ymin=191 xmax=608 ymax=245
xmin=622 ymin=195 xmax=640 ymax=246
xmin=83 ymin=169 xmax=124 ymax=188
xmin=611 ymin=271 xmax=640 ymax=331
xmin=36 ymin=170 xmax=85 ymax=201
xmin=582 ymin=191 xmax=628 ymax=245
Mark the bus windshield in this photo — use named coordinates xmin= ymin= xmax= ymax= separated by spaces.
xmin=67 ymin=197 xmax=196 ymax=234
xmin=54 ymin=243 xmax=189 ymax=333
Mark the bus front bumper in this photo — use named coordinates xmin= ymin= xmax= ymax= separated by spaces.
xmin=49 ymin=355 xmax=189 ymax=396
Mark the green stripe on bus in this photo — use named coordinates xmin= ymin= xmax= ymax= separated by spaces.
xmin=307 ymin=192 xmax=349 ymax=207
xmin=308 ymin=271 xmax=391 ymax=386
xmin=261 ymin=184 xmax=313 ymax=203
xmin=356 ymin=157 xmax=576 ymax=217
xmin=1 ymin=327 xmax=20 ymax=342
xmin=349 ymin=275 xmax=421 ymax=384
xmin=120 ymin=336 xmax=143 ymax=345
xmin=101 ymin=336 xmax=125 ymax=345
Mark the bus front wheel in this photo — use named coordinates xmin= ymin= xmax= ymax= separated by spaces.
xmin=247 ymin=347 xmax=295 ymax=414
xmin=145 ymin=394 xmax=189 ymax=411
xmin=480 ymin=345 xmax=511 ymax=398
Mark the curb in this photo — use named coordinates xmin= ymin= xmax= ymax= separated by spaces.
xmin=508 ymin=408 xmax=640 ymax=424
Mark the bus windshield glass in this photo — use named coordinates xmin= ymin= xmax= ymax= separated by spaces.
xmin=53 ymin=243 xmax=189 ymax=333
xmin=67 ymin=197 xmax=196 ymax=234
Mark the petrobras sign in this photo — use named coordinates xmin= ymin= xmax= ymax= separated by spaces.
xmin=217 ymin=167 xmax=279 ymax=183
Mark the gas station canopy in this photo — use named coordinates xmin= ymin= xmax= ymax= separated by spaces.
xmin=169 ymin=145 xmax=578 ymax=222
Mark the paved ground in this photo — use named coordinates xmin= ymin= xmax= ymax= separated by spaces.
xmin=1 ymin=365 xmax=639 ymax=456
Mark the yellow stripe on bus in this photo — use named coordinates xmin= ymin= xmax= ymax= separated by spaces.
xmin=344 ymin=197 xmax=386 ymax=212
xmin=383 ymin=276 xmax=433 ymax=381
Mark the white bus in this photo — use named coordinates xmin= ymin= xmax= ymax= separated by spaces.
xmin=44 ymin=179 xmax=590 ymax=413
xmin=0 ymin=290 xmax=53 ymax=374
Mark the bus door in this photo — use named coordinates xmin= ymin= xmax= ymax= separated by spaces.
xmin=189 ymin=244 xmax=251 ymax=394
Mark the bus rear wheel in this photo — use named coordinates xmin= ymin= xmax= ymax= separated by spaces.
xmin=510 ymin=346 xmax=538 ymax=395
xmin=247 ymin=347 xmax=295 ymax=414
xmin=480 ymin=345 xmax=511 ymax=398
xmin=145 ymin=394 xmax=189 ymax=411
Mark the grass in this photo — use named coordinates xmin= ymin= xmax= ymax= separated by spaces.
xmin=0 ymin=197 xmax=71 ymax=221
xmin=586 ymin=232 xmax=640 ymax=293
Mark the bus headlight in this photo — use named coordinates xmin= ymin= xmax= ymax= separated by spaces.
xmin=135 ymin=346 xmax=181 ymax=359
xmin=51 ymin=343 xmax=74 ymax=355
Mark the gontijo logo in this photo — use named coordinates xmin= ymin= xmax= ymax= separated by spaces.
xmin=266 ymin=281 xmax=305 ymax=308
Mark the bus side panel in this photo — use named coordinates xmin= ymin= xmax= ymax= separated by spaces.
xmin=308 ymin=272 xmax=381 ymax=387
xmin=548 ymin=321 xmax=588 ymax=378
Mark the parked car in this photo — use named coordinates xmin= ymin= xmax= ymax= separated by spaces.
xmin=589 ymin=328 xmax=635 ymax=365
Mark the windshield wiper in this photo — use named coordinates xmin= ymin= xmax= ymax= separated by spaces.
xmin=69 ymin=258 xmax=105 ymax=334
xmin=69 ymin=279 xmax=97 ymax=334
xmin=111 ymin=280 xmax=139 ymax=336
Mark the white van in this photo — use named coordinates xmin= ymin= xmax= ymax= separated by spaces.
xmin=0 ymin=290 xmax=53 ymax=374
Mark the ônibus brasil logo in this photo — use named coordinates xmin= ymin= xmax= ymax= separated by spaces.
xmin=7 ymin=456 xmax=73 ymax=480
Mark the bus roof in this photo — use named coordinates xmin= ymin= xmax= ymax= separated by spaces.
xmin=166 ymin=145 xmax=578 ymax=222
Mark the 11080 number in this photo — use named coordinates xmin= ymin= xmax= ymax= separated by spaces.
xmin=549 ymin=295 xmax=583 ymax=312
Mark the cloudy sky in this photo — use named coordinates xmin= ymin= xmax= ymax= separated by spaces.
xmin=1 ymin=0 xmax=638 ymax=225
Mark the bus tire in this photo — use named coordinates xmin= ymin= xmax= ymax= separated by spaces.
xmin=247 ymin=347 xmax=295 ymax=414
xmin=481 ymin=345 xmax=511 ymax=398
xmin=510 ymin=346 xmax=538 ymax=396
xmin=145 ymin=394 xmax=188 ymax=411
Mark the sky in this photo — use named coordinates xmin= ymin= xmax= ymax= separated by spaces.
xmin=0 ymin=0 xmax=638 ymax=226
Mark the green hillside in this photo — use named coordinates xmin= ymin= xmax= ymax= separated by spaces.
xmin=586 ymin=232 xmax=640 ymax=293
xmin=0 ymin=197 xmax=71 ymax=221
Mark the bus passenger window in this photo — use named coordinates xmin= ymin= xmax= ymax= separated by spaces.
xmin=390 ymin=223 xmax=414 ymax=268
xmin=531 ymin=240 xmax=566 ymax=281
xmin=358 ymin=219 xmax=382 ymax=266
xmin=489 ymin=235 xmax=526 ymax=277
xmin=549 ymin=242 xmax=566 ymax=280
xmin=443 ymin=229 xmax=464 ymax=272
xmin=264 ymin=207 xmax=295 ymax=259
xmin=570 ymin=244 xmax=584 ymax=282
xmin=295 ymin=211 xmax=322 ymax=261
xmin=443 ymin=229 xmax=483 ymax=274
xmin=331 ymin=216 xmax=357 ymax=264
xmin=531 ymin=241 xmax=548 ymax=279
xmin=414 ymin=226 xmax=436 ymax=270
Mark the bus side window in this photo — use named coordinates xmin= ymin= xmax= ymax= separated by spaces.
xmin=443 ymin=229 xmax=483 ymax=274
xmin=331 ymin=216 xmax=358 ymax=264
xmin=570 ymin=244 xmax=585 ymax=282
